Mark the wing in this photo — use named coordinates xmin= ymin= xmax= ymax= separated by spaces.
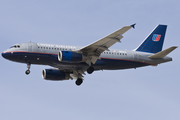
xmin=79 ymin=24 xmax=135 ymax=65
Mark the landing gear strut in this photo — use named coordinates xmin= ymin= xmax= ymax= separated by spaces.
xmin=25 ymin=63 xmax=31 ymax=75
xmin=87 ymin=66 xmax=94 ymax=74
xmin=75 ymin=78 xmax=83 ymax=86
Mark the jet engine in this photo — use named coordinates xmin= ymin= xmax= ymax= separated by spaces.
xmin=58 ymin=51 xmax=84 ymax=62
xmin=42 ymin=69 xmax=70 ymax=81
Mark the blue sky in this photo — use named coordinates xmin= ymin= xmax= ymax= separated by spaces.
xmin=0 ymin=0 xmax=180 ymax=120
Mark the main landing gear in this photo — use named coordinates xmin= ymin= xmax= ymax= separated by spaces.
xmin=75 ymin=66 xmax=94 ymax=86
xmin=25 ymin=63 xmax=31 ymax=75
xmin=87 ymin=66 xmax=94 ymax=74
xmin=75 ymin=78 xmax=83 ymax=86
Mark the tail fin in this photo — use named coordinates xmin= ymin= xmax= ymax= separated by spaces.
xmin=135 ymin=25 xmax=167 ymax=53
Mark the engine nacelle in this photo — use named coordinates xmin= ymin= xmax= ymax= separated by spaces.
xmin=58 ymin=51 xmax=83 ymax=62
xmin=42 ymin=69 xmax=70 ymax=81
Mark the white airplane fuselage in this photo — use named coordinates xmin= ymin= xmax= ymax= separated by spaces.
xmin=1 ymin=24 xmax=177 ymax=86
xmin=2 ymin=42 xmax=172 ymax=71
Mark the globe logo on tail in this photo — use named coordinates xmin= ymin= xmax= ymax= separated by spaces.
xmin=152 ymin=34 xmax=161 ymax=41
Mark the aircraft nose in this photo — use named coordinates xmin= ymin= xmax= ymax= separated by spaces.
xmin=2 ymin=52 xmax=6 ymax=58
xmin=2 ymin=51 xmax=8 ymax=59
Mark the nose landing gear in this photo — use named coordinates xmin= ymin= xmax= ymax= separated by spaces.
xmin=25 ymin=63 xmax=31 ymax=75
xmin=25 ymin=70 xmax=30 ymax=75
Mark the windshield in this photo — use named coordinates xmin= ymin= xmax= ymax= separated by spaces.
xmin=10 ymin=45 xmax=20 ymax=48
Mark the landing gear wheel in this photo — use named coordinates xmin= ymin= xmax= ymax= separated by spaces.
xmin=75 ymin=78 xmax=83 ymax=86
xmin=25 ymin=70 xmax=30 ymax=75
xmin=25 ymin=62 xmax=31 ymax=75
xmin=87 ymin=66 xmax=94 ymax=74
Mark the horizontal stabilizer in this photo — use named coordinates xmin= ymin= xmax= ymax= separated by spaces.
xmin=149 ymin=46 xmax=178 ymax=59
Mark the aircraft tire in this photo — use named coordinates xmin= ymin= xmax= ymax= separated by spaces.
xmin=75 ymin=78 xmax=83 ymax=86
xmin=25 ymin=70 xmax=30 ymax=75
xmin=87 ymin=66 xmax=94 ymax=74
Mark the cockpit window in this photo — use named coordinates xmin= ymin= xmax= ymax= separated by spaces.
xmin=10 ymin=45 xmax=20 ymax=48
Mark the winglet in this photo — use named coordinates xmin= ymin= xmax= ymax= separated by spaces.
xmin=131 ymin=23 xmax=136 ymax=29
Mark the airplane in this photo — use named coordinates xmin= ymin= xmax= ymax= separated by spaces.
xmin=2 ymin=24 xmax=178 ymax=86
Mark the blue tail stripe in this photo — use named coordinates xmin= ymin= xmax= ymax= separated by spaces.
xmin=136 ymin=25 xmax=167 ymax=53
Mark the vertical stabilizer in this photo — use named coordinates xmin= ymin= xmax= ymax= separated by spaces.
xmin=135 ymin=25 xmax=167 ymax=53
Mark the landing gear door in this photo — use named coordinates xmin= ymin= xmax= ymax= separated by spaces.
xmin=28 ymin=43 xmax=34 ymax=52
